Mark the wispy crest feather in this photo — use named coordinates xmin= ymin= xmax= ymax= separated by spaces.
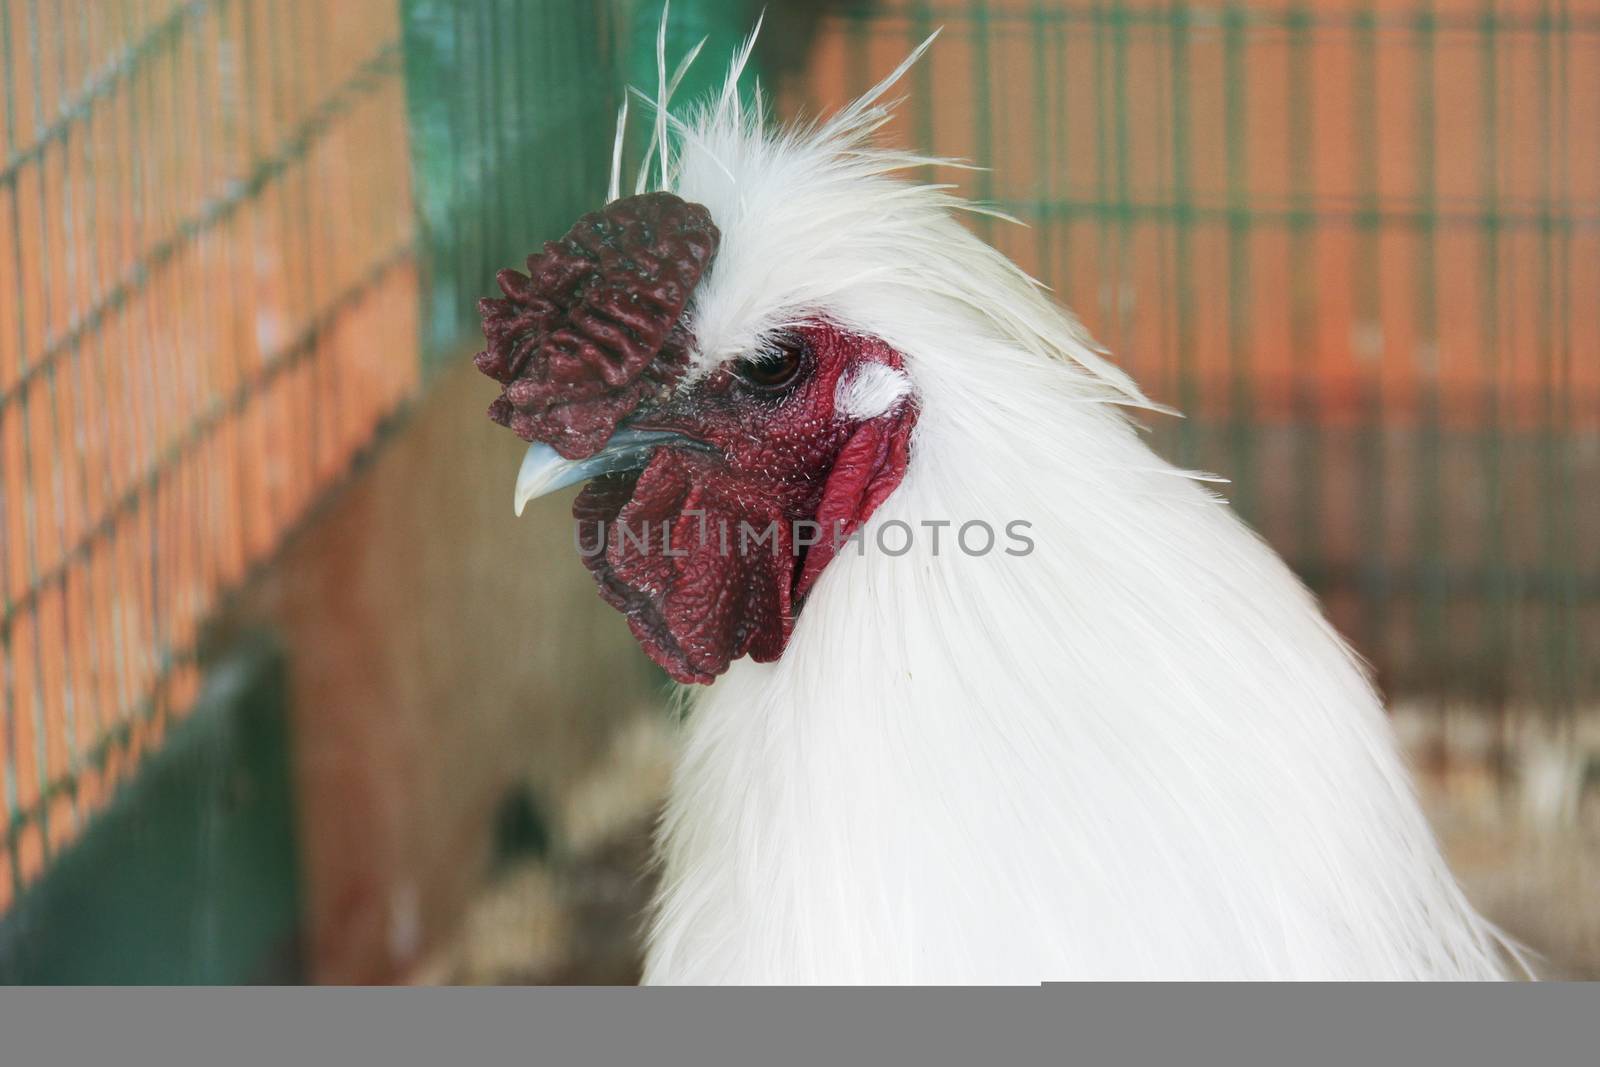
xmin=610 ymin=16 xmax=1162 ymax=415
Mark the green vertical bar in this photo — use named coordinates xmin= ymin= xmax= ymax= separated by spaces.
xmin=1287 ymin=5 xmax=1321 ymax=573
xmin=1091 ymin=2 xmax=1110 ymax=344
xmin=1109 ymin=1 xmax=1131 ymax=361
xmin=506 ymin=0 xmax=527 ymax=243
xmin=1414 ymin=4 xmax=1444 ymax=696
xmin=104 ymin=0 xmax=137 ymax=731
xmin=1354 ymin=2 xmax=1388 ymax=666
xmin=0 ymin=0 xmax=21 ymax=896
xmin=143 ymin=0 xmax=174 ymax=731
xmin=1168 ymin=0 xmax=1195 ymax=467
xmin=1029 ymin=2 xmax=1053 ymax=287
xmin=1476 ymin=1 xmax=1508 ymax=703
xmin=912 ymin=0 xmax=937 ymax=188
xmin=19 ymin=0 xmax=52 ymax=860
xmin=1535 ymin=0 xmax=1555 ymax=710
xmin=451 ymin=0 xmax=467 ymax=347
xmin=1534 ymin=0 xmax=1573 ymax=715
xmin=288 ymin=0 xmax=321 ymax=502
xmin=1550 ymin=0 xmax=1582 ymax=707
xmin=466 ymin=1 xmax=489 ymax=310
xmin=1051 ymin=1 xmax=1073 ymax=294
xmin=970 ymin=0 xmax=995 ymax=242
xmin=47 ymin=0 xmax=83 ymax=831
xmin=1222 ymin=4 xmax=1253 ymax=520
xmin=308 ymin=0 xmax=344 ymax=479
xmin=260 ymin=0 xmax=290 ymax=531
xmin=229 ymin=0 xmax=261 ymax=563
xmin=845 ymin=1 xmax=870 ymax=96
xmin=68 ymin=0 xmax=110 ymax=833
xmin=489 ymin=0 xmax=510 ymax=274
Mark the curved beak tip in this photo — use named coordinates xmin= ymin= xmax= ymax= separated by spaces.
xmin=511 ymin=429 xmax=692 ymax=518
xmin=513 ymin=443 xmax=573 ymax=517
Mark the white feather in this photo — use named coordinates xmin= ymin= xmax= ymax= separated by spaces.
xmin=607 ymin=96 xmax=629 ymax=204
xmin=835 ymin=362 xmax=911 ymax=420
xmin=624 ymin=32 xmax=1522 ymax=983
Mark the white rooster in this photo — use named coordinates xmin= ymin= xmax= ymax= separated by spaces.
xmin=477 ymin=27 xmax=1519 ymax=982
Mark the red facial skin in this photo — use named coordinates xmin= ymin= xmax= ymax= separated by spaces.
xmin=573 ymin=323 xmax=916 ymax=684
xmin=475 ymin=193 xmax=915 ymax=683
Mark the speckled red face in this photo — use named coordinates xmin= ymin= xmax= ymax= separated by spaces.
xmin=478 ymin=194 xmax=915 ymax=684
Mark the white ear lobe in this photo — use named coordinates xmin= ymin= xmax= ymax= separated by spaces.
xmin=835 ymin=362 xmax=911 ymax=420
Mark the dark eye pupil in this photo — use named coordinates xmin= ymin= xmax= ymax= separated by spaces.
xmin=743 ymin=353 xmax=798 ymax=385
xmin=735 ymin=335 xmax=805 ymax=391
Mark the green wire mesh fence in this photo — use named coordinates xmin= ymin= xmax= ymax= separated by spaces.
xmin=788 ymin=0 xmax=1598 ymax=711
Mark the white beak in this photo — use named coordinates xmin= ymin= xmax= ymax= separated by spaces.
xmin=513 ymin=429 xmax=688 ymax=516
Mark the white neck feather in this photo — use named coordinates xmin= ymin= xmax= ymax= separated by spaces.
xmin=643 ymin=325 xmax=1513 ymax=983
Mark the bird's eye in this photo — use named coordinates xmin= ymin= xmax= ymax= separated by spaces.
xmin=733 ymin=333 xmax=807 ymax=394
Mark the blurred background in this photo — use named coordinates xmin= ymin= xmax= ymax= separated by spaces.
xmin=0 ymin=0 xmax=1594 ymax=983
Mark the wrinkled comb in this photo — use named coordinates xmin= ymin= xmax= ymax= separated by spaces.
xmin=476 ymin=191 xmax=720 ymax=459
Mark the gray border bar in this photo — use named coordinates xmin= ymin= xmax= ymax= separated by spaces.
xmin=0 ymin=985 xmax=1595 ymax=1066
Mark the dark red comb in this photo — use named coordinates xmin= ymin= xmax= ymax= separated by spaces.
xmin=475 ymin=191 xmax=720 ymax=459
